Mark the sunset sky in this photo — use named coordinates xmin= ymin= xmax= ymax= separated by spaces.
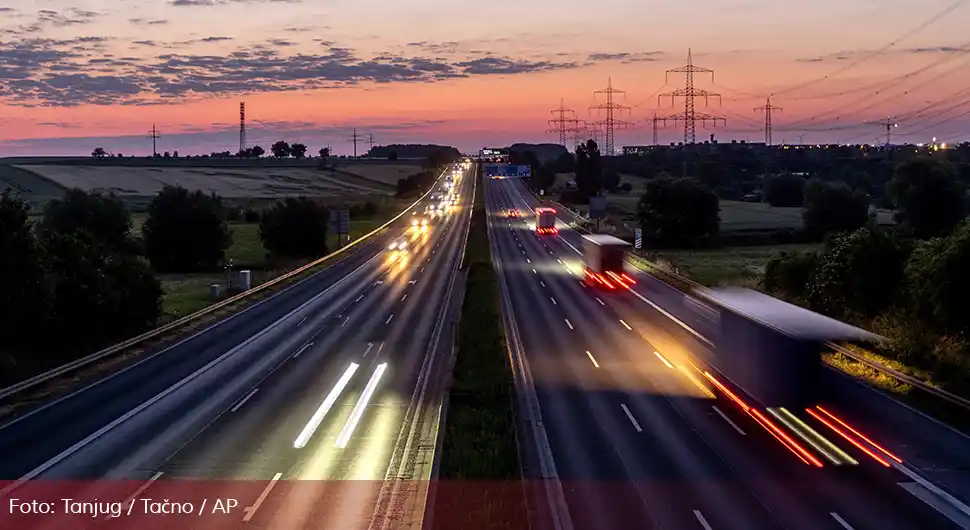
xmin=1 ymin=0 xmax=968 ymax=156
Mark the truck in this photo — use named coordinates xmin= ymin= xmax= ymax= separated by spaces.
xmin=535 ymin=207 xmax=557 ymax=234
xmin=582 ymin=234 xmax=635 ymax=289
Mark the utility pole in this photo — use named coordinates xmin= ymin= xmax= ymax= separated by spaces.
xmin=367 ymin=133 xmax=376 ymax=151
xmin=754 ymin=97 xmax=782 ymax=145
xmin=876 ymin=117 xmax=898 ymax=146
xmin=547 ymin=98 xmax=581 ymax=147
xmin=147 ymin=124 xmax=160 ymax=157
xmin=589 ymin=78 xmax=633 ymax=156
xmin=349 ymin=128 xmax=361 ymax=157
xmin=658 ymin=49 xmax=726 ymax=143
xmin=239 ymin=102 xmax=246 ymax=154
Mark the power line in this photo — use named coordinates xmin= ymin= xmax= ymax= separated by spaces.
xmin=589 ymin=78 xmax=633 ymax=155
xmin=753 ymin=97 xmax=783 ymax=145
xmin=658 ymin=49 xmax=726 ymax=143
xmin=348 ymin=128 xmax=361 ymax=157
xmin=147 ymin=124 xmax=160 ymax=157
xmin=547 ymin=98 xmax=581 ymax=147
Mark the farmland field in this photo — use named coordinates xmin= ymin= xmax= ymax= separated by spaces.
xmin=636 ymin=243 xmax=822 ymax=287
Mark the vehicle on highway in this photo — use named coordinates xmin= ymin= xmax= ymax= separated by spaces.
xmin=506 ymin=207 xmax=520 ymax=218
xmin=387 ymin=236 xmax=409 ymax=252
xmin=535 ymin=207 xmax=557 ymax=234
xmin=411 ymin=211 xmax=431 ymax=229
xmin=582 ymin=234 xmax=636 ymax=289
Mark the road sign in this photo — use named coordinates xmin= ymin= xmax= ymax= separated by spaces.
xmin=589 ymin=196 xmax=607 ymax=220
xmin=635 ymin=228 xmax=642 ymax=249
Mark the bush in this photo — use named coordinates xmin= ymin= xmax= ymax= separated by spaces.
xmin=40 ymin=188 xmax=133 ymax=251
xmin=762 ymin=250 xmax=819 ymax=301
xmin=905 ymin=220 xmax=970 ymax=334
xmin=143 ymin=186 xmax=233 ymax=273
xmin=259 ymin=197 xmax=330 ymax=259
xmin=802 ymin=179 xmax=869 ymax=238
xmin=763 ymin=173 xmax=805 ymax=207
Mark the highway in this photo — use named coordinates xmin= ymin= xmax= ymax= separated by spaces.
xmin=485 ymin=174 xmax=968 ymax=530
xmin=0 ymin=165 xmax=473 ymax=529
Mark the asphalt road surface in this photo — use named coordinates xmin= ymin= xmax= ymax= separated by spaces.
xmin=0 ymin=166 xmax=474 ymax=530
xmin=485 ymin=174 xmax=969 ymax=530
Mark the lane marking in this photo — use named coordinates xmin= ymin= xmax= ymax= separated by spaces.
xmin=585 ymin=351 xmax=600 ymax=368
xmin=619 ymin=319 xmax=633 ymax=331
xmin=540 ymin=281 xmax=546 ymax=288
xmin=653 ymin=351 xmax=674 ymax=368
xmin=693 ymin=510 xmax=713 ymax=530
xmin=556 ymin=259 xmax=563 ymax=264
xmin=109 ymin=471 xmax=163 ymax=520
xmin=579 ymin=281 xmax=586 ymax=288
xmin=341 ymin=316 xmax=350 ymax=326
xmin=355 ymin=294 xmax=364 ymax=303
xmin=712 ymin=405 xmax=746 ymax=435
xmin=293 ymin=363 xmax=359 ymax=448
xmin=533 ymin=268 xmax=537 ymax=274
xmin=385 ymin=314 xmax=394 ymax=324
xmin=527 ymin=258 xmax=531 ymax=263
xmin=363 ymin=343 xmax=374 ymax=357
xmin=830 ymin=512 xmax=854 ymax=529
xmin=565 ymin=319 xmax=574 ymax=330
xmin=596 ymin=297 xmax=605 ymax=306
xmin=420 ymin=267 xmax=425 ymax=272
xmin=401 ymin=294 xmax=408 ymax=302
xmin=231 ymin=388 xmax=259 ymax=412
xmin=293 ymin=342 xmax=313 ymax=358
xmin=335 ymin=363 xmax=388 ymax=448
xmin=242 ymin=472 xmax=283 ymax=522
xmin=550 ymin=297 xmax=557 ymax=305
xmin=297 ymin=316 xmax=307 ymax=326
xmin=620 ymin=404 xmax=642 ymax=432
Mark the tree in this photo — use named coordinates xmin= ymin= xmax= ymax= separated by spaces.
xmin=318 ymin=147 xmax=330 ymax=158
xmin=906 ymin=220 xmax=970 ymax=333
xmin=0 ymin=190 xmax=50 ymax=349
xmin=802 ymin=179 xmax=869 ymax=238
xmin=44 ymin=231 xmax=162 ymax=352
xmin=251 ymin=145 xmax=265 ymax=158
xmin=291 ymin=143 xmax=308 ymax=158
xmin=762 ymin=250 xmax=819 ymax=301
xmin=259 ymin=197 xmax=329 ymax=259
xmin=637 ymin=177 xmax=720 ymax=247
xmin=763 ymin=173 xmax=805 ymax=207
xmin=39 ymin=188 xmax=133 ymax=252
xmin=887 ymin=157 xmax=966 ymax=239
xmin=602 ymin=170 xmax=621 ymax=192
xmin=387 ymin=150 xmax=398 ymax=160
xmin=574 ymin=140 xmax=603 ymax=200
xmin=92 ymin=147 xmax=107 ymax=159
xmin=142 ymin=186 xmax=233 ymax=272
xmin=806 ymin=227 xmax=909 ymax=319
xmin=271 ymin=141 xmax=291 ymax=158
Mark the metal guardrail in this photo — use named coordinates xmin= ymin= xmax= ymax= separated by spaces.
xmin=0 ymin=172 xmax=447 ymax=401
xmin=539 ymin=196 xmax=970 ymax=413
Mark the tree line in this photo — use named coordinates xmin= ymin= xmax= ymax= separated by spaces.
xmin=0 ymin=185 xmax=370 ymax=382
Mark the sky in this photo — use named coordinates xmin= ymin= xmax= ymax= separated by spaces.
xmin=0 ymin=0 xmax=969 ymax=156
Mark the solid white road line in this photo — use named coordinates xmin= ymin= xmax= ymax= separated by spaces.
xmin=565 ymin=319 xmax=574 ymax=330
xmin=693 ymin=510 xmax=713 ymax=530
xmin=242 ymin=473 xmax=283 ymax=522
xmin=585 ymin=351 xmax=600 ymax=368
xmin=619 ymin=319 xmax=633 ymax=331
xmin=385 ymin=314 xmax=394 ymax=324
xmin=711 ymin=405 xmax=746 ymax=436
xmin=830 ymin=512 xmax=854 ymax=529
xmin=231 ymin=388 xmax=259 ymax=412
xmin=596 ymin=297 xmax=605 ymax=306
xmin=620 ymin=404 xmax=642 ymax=432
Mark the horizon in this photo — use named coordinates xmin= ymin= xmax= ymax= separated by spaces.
xmin=1 ymin=0 xmax=969 ymax=156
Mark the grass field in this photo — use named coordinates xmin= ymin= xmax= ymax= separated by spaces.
xmin=636 ymin=243 xmax=823 ymax=287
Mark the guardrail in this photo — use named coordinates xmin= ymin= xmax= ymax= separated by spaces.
xmin=0 ymin=172 xmax=447 ymax=401
xmin=538 ymin=195 xmax=970 ymax=413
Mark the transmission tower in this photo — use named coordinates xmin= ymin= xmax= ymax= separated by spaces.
xmin=589 ymin=78 xmax=633 ymax=155
xmin=754 ymin=97 xmax=782 ymax=145
xmin=349 ymin=128 xmax=362 ymax=157
xmin=147 ymin=124 xmax=160 ymax=157
xmin=239 ymin=102 xmax=246 ymax=154
xmin=873 ymin=117 xmax=898 ymax=145
xmin=547 ymin=98 xmax=581 ymax=147
xmin=658 ymin=49 xmax=726 ymax=143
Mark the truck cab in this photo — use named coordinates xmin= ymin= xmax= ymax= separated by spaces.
xmin=582 ymin=234 xmax=636 ymax=289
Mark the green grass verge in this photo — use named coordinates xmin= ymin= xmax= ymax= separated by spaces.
xmin=434 ymin=170 xmax=526 ymax=527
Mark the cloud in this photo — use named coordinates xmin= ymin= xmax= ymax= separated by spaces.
xmin=586 ymin=51 xmax=665 ymax=63
xmin=129 ymin=18 xmax=170 ymax=26
xmin=169 ymin=0 xmax=302 ymax=6
xmin=0 ymin=36 xmax=590 ymax=107
xmin=2 ymin=8 xmax=103 ymax=36
xmin=797 ymin=44 xmax=970 ymax=63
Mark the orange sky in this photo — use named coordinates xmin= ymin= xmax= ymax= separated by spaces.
xmin=1 ymin=0 xmax=968 ymax=155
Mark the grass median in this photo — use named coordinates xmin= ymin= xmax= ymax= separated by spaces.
xmin=434 ymin=171 xmax=526 ymax=528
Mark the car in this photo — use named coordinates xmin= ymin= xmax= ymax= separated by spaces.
xmin=387 ymin=237 xmax=408 ymax=252
xmin=506 ymin=208 xmax=520 ymax=218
